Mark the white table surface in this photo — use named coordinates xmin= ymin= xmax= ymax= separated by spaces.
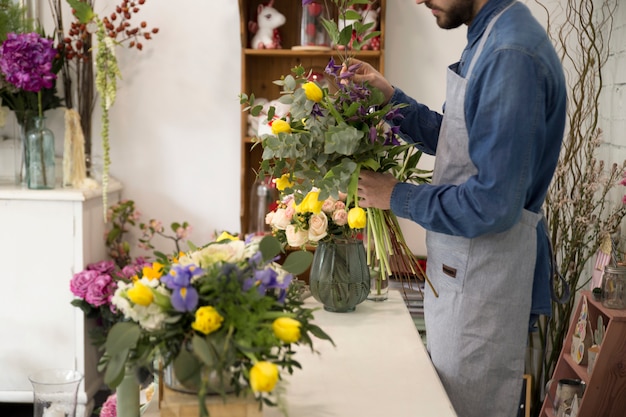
xmin=146 ymin=290 xmax=457 ymax=417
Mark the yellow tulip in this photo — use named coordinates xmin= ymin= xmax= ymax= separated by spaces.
xmin=216 ymin=231 xmax=238 ymax=242
xmin=302 ymin=82 xmax=323 ymax=103
xmin=271 ymin=119 xmax=291 ymax=135
xmin=296 ymin=190 xmax=324 ymax=214
xmin=250 ymin=361 xmax=279 ymax=393
xmin=127 ymin=281 xmax=154 ymax=306
xmin=191 ymin=306 xmax=224 ymax=335
xmin=348 ymin=207 xmax=367 ymax=229
xmin=275 ymin=174 xmax=294 ymax=191
xmin=272 ymin=317 xmax=302 ymax=344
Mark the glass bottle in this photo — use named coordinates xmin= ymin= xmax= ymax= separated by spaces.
xmin=29 ymin=369 xmax=83 ymax=417
xmin=26 ymin=116 xmax=56 ymax=189
xmin=298 ymin=0 xmax=330 ymax=49
xmin=601 ymin=265 xmax=626 ymax=309
xmin=248 ymin=177 xmax=278 ymax=236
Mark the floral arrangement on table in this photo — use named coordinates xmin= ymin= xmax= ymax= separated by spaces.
xmin=241 ymin=0 xmax=433 ymax=290
xmin=265 ymin=185 xmax=365 ymax=248
xmin=70 ymin=200 xmax=332 ymax=417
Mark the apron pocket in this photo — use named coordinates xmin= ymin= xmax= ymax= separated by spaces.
xmin=426 ymin=231 xmax=470 ymax=293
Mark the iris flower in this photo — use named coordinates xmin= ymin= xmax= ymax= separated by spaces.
xmin=161 ymin=264 xmax=203 ymax=312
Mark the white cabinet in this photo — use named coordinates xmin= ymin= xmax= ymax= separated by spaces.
xmin=0 ymin=181 xmax=122 ymax=415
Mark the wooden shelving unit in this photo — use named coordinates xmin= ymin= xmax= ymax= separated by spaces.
xmin=539 ymin=291 xmax=626 ymax=417
xmin=238 ymin=0 xmax=386 ymax=234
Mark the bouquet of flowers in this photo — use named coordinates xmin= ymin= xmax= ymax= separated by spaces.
xmin=70 ymin=201 xmax=332 ymax=417
xmin=241 ymin=0 xmax=433 ymax=289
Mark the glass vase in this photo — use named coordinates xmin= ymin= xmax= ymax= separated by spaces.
xmin=367 ymin=268 xmax=389 ymax=301
xmin=28 ymin=369 xmax=83 ymax=417
xmin=26 ymin=116 xmax=56 ymax=189
xmin=309 ymin=238 xmax=371 ymax=312
xmin=116 ymin=367 xmax=141 ymax=417
xmin=297 ymin=0 xmax=331 ymax=50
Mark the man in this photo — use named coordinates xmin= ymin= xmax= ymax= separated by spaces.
xmin=353 ymin=1 xmax=567 ymax=416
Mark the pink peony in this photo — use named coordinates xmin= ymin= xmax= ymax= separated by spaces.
xmin=99 ymin=393 xmax=116 ymax=417
xmin=70 ymin=270 xmax=99 ymax=299
xmin=84 ymin=274 xmax=116 ymax=307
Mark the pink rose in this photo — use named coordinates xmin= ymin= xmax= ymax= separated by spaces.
xmin=270 ymin=208 xmax=292 ymax=230
xmin=334 ymin=201 xmax=346 ymax=210
xmin=332 ymin=209 xmax=348 ymax=226
xmin=308 ymin=212 xmax=328 ymax=242
xmin=321 ymin=198 xmax=336 ymax=213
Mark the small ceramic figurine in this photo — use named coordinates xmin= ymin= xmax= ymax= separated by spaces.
xmin=249 ymin=0 xmax=285 ymax=49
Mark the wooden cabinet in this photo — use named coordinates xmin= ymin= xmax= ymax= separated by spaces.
xmin=238 ymin=0 xmax=386 ymax=233
xmin=539 ymin=291 xmax=626 ymax=417
xmin=0 ymin=181 xmax=122 ymax=416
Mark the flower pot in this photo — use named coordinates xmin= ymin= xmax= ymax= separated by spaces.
xmin=309 ymin=238 xmax=370 ymax=312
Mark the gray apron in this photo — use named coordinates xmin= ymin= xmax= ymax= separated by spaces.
xmin=424 ymin=3 xmax=539 ymax=417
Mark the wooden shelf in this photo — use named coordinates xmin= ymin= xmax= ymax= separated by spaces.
xmin=539 ymin=291 xmax=626 ymax=417
xmin=238 ymin=0 xmax=386 ymax=234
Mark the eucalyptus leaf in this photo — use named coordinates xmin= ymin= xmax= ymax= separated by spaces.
xmin=192 ymin=334 xmax=215 ymax=367
xmin=259 ymin=235 xmax=282 ymax=261
xmin=173 ymin=348 xmax=202 ymax=390
xmin=103 ymin=350 xmax=129 ymax=387
xmin=282 ymin=251 xmax=314 ymax=275
xmin=105 ymin=322 xmax=141 ymax=355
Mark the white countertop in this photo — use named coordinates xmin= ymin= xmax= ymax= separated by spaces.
xmin=0 ymin=178 xmax=122 ymax=201
xmin=147 ymin=290 xmax=457 ymax=417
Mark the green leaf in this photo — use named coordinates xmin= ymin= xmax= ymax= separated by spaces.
xmin=173 ymin=348 xmax=202 ymax=390
xmin=191 ymin=334 xmax=214 ymax=367
xmin=282 ymin=250 xmax=313 ymax=275
xmin=105 ymin=322 xmax=141 ymax=355
xmin=259 ymin=235 xmax=282 ymax=261
xmin=103 ymin=351 xmax=128 ymax=387
xmin=66 ymin=0 xmax=95 ymax=23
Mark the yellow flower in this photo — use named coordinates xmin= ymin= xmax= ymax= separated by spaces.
xmin=191 ymin=306 xmax=224 ymax=335
xmin=348 ymin=207 xmax=367 ymax=229
xmin=272 ymin=317 xmax=302 ymax=344
xmin=275 ymin=174 xmax=294 ymax=191
xmin=250 ymin=361 xmax=279 ymax=393
xmin=142 ymin=262 xmax=163 ymax=280
xmin=302 ymin=81 xmax=323 ymax=102
xmin=296 ymin=190 xmax=324 ymax=214
xmin=216 ymin=231 xmax=238 ymax=242
xmin=127 ymin=281 xmax=154 ymax=306
xmin=271 ymin=119 xmax=291 ymax=135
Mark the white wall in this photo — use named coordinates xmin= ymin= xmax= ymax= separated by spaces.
xmin=6 ymin=0 xmax=624 ymax=256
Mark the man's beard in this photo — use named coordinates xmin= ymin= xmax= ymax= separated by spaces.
xmin=428 ymin=0 xmax=475 ymax=29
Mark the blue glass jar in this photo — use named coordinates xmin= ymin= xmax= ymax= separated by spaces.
xmin=26 ymin=116 xmax=55 ymax=189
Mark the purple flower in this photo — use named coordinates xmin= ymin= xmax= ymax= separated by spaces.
xmin=302 ymin=0 xmax=314 ymax=5
xmin=244 ymin=268 xmax=293 ymax=303
xmin=87 ymin=260 xmax=116 ymax=274
xmin=161 ymin=264 xmax=203 ymax=312
xmin=85 ymin=274 xmax=117 ymax=307
xmin=0 ymin=32 xmax=57 ymax=93
xmin=70 ymin=270 xmax=99 ymax=299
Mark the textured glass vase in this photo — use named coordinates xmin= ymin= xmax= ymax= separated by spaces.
xmin=29 ymin=369 xmax=83 ymax=417
xmin=298 ymin=0 xmax=330 ymax=49
xmin=26 ymin=116 xmax=55 ymax=189
xmin=309 ymin=238 xmax=371 ymax=312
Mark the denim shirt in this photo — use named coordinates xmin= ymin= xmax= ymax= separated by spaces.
xmin=388 ymin=0 xmax=567 ymax=320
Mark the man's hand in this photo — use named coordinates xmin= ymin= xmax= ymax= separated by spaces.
xmin=357 ymin=170 xmax=398 ymax=210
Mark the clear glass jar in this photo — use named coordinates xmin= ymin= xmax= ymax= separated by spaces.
xmin=298 ymin=0 xmax=330 ymax=49
xmin=601 ymin=265 xmax=626 ymax=310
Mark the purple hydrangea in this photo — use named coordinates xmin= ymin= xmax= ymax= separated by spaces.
xmin=0 ymin=32 xmax=57 ymax=92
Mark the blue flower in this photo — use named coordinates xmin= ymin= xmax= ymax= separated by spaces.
xmin=161 ymin=264 xmax=203 ymax=312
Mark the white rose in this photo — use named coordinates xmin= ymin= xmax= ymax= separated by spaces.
xmin=285 ymin=224 xmax=308 ymax=247
xmin=308 ymin=212 xmax=328 ymax=242
xmin=271 ymin=208 xmax=292 ymax=230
